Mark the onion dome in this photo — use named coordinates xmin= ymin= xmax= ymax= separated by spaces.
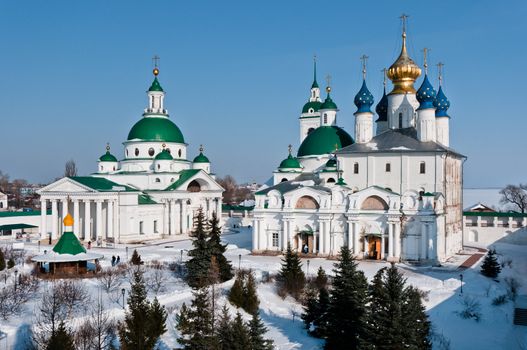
xmin=302 ymin=101 xmax=322 ymax=114
xmin=375 ymin=87 xmax=388 ymax=122
xmin=336 ymin=177 xmax=347 ymax=186
xmin=387 ymin=32 xmax=421 ymax=94
xmin=128 ymin=118 xmax=185 ymax=143
xmin=148 ymin=67 xmax=164 ymax=92
xmin=193 ymin=145 xmax=210 ymax=163
xmin=99 ymin=144 xmax=117 ymax=162
xmin=63 ymin=213 xmax=74 ymax=227
xmin=416 ymin=75 xmax=437 ymax=110
xmin=297 ymin=126 xmax=354 ymax=157
xmin=155 ymin=148 xmax=173 ymax=160
xmin=434 ymin=86 xmax=450 ymax=117
xmin=320 ymin=87 xmax=338 ymax=110
xmin=279 ymin=145 xmax=302 ymax=170
xmin=326 ymin=157 xmax=337 ymax=168
xmin=354 ymin=80 xmax=374 ymax=113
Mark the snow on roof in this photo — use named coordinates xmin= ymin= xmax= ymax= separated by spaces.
xmin=32 ymin=251 xmax=103 ymax=263
xmin=463 ymin=188 xmax=504 ymax=211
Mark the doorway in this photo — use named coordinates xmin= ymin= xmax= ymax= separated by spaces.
xmin=367 ymin=235 xmax=381 ymax=260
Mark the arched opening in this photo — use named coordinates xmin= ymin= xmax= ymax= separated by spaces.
xmin=135 ymin=148 xmax=139 ymax=156
xmin=468 ymin=230 xmax=478 ymax=242
xmin=307 ymin=127 xmax=315 ymax=135
xmin=155 ymin=178 xmax=161 ymax=183
xmin=327 ymin=178 xmax=336 ymax=183
xmin=353 ymin=162 xmax=359 ymax=174
xmin=0 ymin=202 xmax=3 ymax=208
xmin=187 ymin=180 xmax=201 ymax=192
xmin=398 ymin=113 xmax=403 ymax=128
xmin=419 ymin=161 xmax=426 ymax=174
xmin=281 ymin=178 xmax=288 ymax=183
xmin=295 ymin=195 xmax=319 ymax=209
xmin=361 ymin=196 xmax=389 ymax=210
xmin=178 ymin=149 xmax=182 ymax=157
xmin=148 ymin=148 xmax=155 ymax=156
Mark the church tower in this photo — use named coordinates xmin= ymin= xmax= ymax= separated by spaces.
xmin=434 ymin=63 xmax=451 ymax=146
xmin=353 ymin=56 xmax=374 ymax=143
xmin=386 ymin=15 xmax=421 ymax=130
xmin=416 ymin=49 xmax=437 ymax=142
xmin=375 ymin=69 xmax=389 ymax=135
xmin=299 ymin=57 xmax=322 ymax=143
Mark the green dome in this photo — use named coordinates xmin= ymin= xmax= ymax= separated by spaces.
xmin=193 ymin=152 xmax=210 ymax=163
xmin=127 ymin=117 xmax=185 ymax=143
xmin=297 ymin=126 xmax=354 ymax=157
xmin=148 ymin=77 xmax=164 ymax=92
xmin=320 ymin=94 xmax=338 ymax=110
xmin=99 ymin=151 xmax=117 ymax=162
xmin=302 ymin=101 xmax=322 ymax=114
xmin=279 ymin=154 xmax=302 ymax=169
xmin=326 ymin=158 xmax=337 ymax=168
xmin=155 ymin=149 xmax=173 ymax=160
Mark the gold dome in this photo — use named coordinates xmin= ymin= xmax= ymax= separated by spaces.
xmin=387 ymin=33 xmax=421 ymax=94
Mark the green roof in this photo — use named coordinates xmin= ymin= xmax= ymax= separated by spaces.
xmin=0 ymin=210 xmax=50 ymax=218
xmin=422 ymin=192 xmax=435 ymax=197
xmin=320 ymin=94 xmax=338 ymax=110
xmin=128 ymin=117 xmax=185 ymax=143
xmin=326 ymin=158 xmax=337 ymax=168
xmin=464 ymin=211 xmax=527 ymax=218
xmin=99 ymin=151 xmax=118 ymax=162
xmin=53 ymin=231 xmax=87 ymax=255
xmin=222 ymin=204 xmax=254 ymax=212
xmin=148 ymin=77 xmax=164 ymax=92
xmin=155 ymin=149 xmax=174 ymax=160
xmin=70 ymin=177 xmax=136 ymax=192
xmin=336 ymin=177 xmax=347 ymax=186
xmin=302 ymin=101 xmax=322 ymax=114
xmin=297 ymin=126 xmax=354 ymax=157
xmin=279 ymin=154 xmax=302 ymax=169
xmin=193 ymin=152 xmax=210 ymax=163
xmin=0 ymin=223 xmax=38 ymax=230
xmin=138 ymin=194 xmax=158 ymax=205
xmin=165 ymin=169 xmax=200 ymax=191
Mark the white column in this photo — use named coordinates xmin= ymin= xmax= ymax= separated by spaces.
xmin=163 ymin=200 xmax=169 ymax=235
xmin=395 ymin=223 xmax=401 ymax=258
xmin=84 ymin=200 xmax=91 ymax=241
xmin=288 ymin=221 xmax=295 ymax=250
xmin=252 ymin=219 xmax=258 ymax=250
xmin=96 ymin=200 xmax=103 ymax=241
xmin=420 ymin=223 xmax=427 ymax=260
xmin=381 ymin=233 xmax=385 ymax=259
xmin=174 ymin=200 xmax=181 ymax=234
xmin=353 ymin=222 xmax=361 ymax=256
xmin=282 ymin=220 xmax=288 ymax=250
xmin=258 ymin=220 xmax=263 ymax=250
xmin=73 ymin=199 xmax=80 ymax=236
xmin=62 ymin=199 xmax=69 ymax=217
xmin=347 ymin=221 xmax=353 ymax=250
xmin=40 ymin=199 xmax=47 ymax=237
xmin=313 ymin=232 xmax=317 ymax=254
xmin=51 ymin=200 xmax=58 ymax=240
xmin=388 ymin=223 xmax=394 ymax=258
xmin=169 ymin=200 xmax=176 ymax=235
xmin=107 ymin=200 xmax=114 ymax=239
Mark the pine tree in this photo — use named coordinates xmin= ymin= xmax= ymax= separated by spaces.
xmin=481 ymin=248 xmax=501 ymax=278
xmin=130 ymin=249 xmax=142 ymax=265
xmin=248 ymin=312 xmax=274 ymax=350
xmin=7 ymin=257 xmax=14 ymax=269
xmin=148 ymin=297 xmax=168 ymax=342
xmin=231 ymin=312 xmax=252 ymax=350
xmin=403 ymin=287 xmax=432 ymax=350
xmin=0 ymin=249 xmax=5 ymax=271
xmin=314 ymin=266 xmax=328 ymax=291
xmin=302 ymin=287 xmax=319 ymax=332
xmin=244 ymin=271 xmax=259 ymax=314
xmin=228 ymin=271 xmax=245 ymax=308
xmin=325 ymin=246 xmax=368 ymax=350
xmin=314 ymin=286 xmax=330 ymax=338
xmin=216 ymin=305 xmax=235 ymax=350
xmin=177 ymin=287 xmax=217 ymax=349
xmin=208 ymin=211 xmax=234 ymax=282
xmin=46 ymin=321 xmax=75 ymax=350
xmin=276 ymin=243 xmax=305 ymax=299
xmin=186 ymin=208 xmax=213 ymax=288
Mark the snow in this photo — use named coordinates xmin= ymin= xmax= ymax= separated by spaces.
xmin=365 ymin=142 xmax=378 ymax=150
xmin=1 ymin=228 xmax=526 ymax=349
xmin=390 ymin=146 xmax=411 ymax=150
xmin=463 ymin=188 xmax=504 ymax=211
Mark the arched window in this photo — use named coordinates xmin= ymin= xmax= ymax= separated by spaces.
xmin=148 ymin=148 xmax=155 ymax=156
xmin=178 ymin=149 xmax=182 ymax=157
xmin=281 ymin=178 xmax=288 ymax=183
xmin=295 ymin=196 xmax=320 ymax=209
xmin=126 ymin=149 xmax=129 ymax=156
xmin=166 ymin=148 xmax=171 ymax=154
xmin=361 ymin=196 xmax=389 ymax=210
xmin=353 ymin=162 xmax=359 ymax=174
xmin=398 ymin=113 xmax=403 ymax=128
xmin=155 ymin=178 xmax=161 ymax=183
xmin=0 ymin=202 xmax=3 ymax=208
xmin=135 ymin=148 xmax=139 ymax=156
xmin=327 ymin=178 xmax=336 ymax=183
xmin=100 ymin=166 xmax=103 ymax=171
xmin=113 ymin=166 xmax=116 ymax=171
xmin=308 ymin=108 xmax=314 ymax=113
xmin=385 ymin=163 xmax=391 ymax=172
xmin=157 ymin=164 xmax=160 ymax=170
xmin=170 ymin=178 xmax=175 ymax=182
xmin=323 ymin=114 xmax=328 ymax=124
xmin=307 ymin=127 xmax=315 ymax=135
xmin=419 ymin=161 xmax=426 ymax=174
xmin=187 ymin=180 xmax=201 ymax=192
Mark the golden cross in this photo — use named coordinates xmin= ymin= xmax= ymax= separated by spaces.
xmin=437 ymin=62 xmax=444 ymax=86
xmin=381 ymin=68 xmax=387 ymax=87
xmin=325 ymin=74 xmax=332 ymax=87
xmin=422 ymin=48 xmax=430 ymax=74
xmin=199 ymin=144 xmax=204 ymax=153
xmin=360 ymin=54 xmax=369 ymax=80
xmin=106 ymin=142 xmax=110 ymax=152
xmin=400 ymin=14 xmax=409 ymax=35
xmin=288 ymin=144 xmax=292 ymax=155
xmin=152 ymin=55 xmax=160 ymax=68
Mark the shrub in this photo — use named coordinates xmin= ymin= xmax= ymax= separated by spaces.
xmin=7 ymin=258 xmax=15 ymax=269
xmin=457 ymin=296 xmax=481 ymax=322
xmin=130 ymin=249 xmax=142 ymax=265
xmin=504 ymin=277 xmax=521 ymax=301
xmin=492 ymin=294 xmax=508 ymax=306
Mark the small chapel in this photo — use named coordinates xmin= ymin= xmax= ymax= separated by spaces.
xmin=252 ymin=19 xmax=465 ymax=263
xmin=38 ymin=66 xmax=224 ymax=243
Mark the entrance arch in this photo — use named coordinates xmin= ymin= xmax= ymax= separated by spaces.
xmin=187 ymin=180 xmax=201 ymax=192
xmin=295 ymin=196 xmax=319 ymax=209
xmin=361 ymin=196 xmax=389 ymax=210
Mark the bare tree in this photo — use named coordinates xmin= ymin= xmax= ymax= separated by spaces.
xmin=0 ymin=274 xmax=39 ymax=320
xmin=33 ymin=284 xmax=67 ymax=348
xmin=217 ymin=175 xmax=254 ymax=205
xmin=145 ymin=262 xmax=169 ymax=295
xmin=0 ymin=170 xmax=9 ymax=193
xmin=97 ymin=268 xmax=124 ymax=294
xmin=75 ymin=296 xmax=116 ymax=350
xmin=500 ymin=184 xmax=527 ymax=213
xmin=58 ymin=280 xmax=91 ymax=317
xmin=65 ymin=159 xmax=78 ymax=177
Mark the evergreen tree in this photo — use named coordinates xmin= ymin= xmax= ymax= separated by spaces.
xmin=248 ymin=312 xmax=274 ymax=350
xmin=403 ymin=287 xmax=432 ymax=350
xmin=208 ymin=211 xmax=234 ymax=282
xmin=177 ymin=287 xmax=217 ymax=349
xmin=7 ymin=257 xmax=14 ymax=269
xmin=314 ymin=286 xmax=330 ymax=338
xmin=276 ymin=243 xmax=305 ymax=299
xmin=481 ymin=248 xmax=501 ymax=278
xmin=228 ymin=271 xmax=245 ymax=308
xmin=118 ymin=269 xmax=167 ymax=350
xmin=244 ymin=271 xmax=260 ymax=314
xmin=325 ymin=247 xmax=368 ymax=350
xmin=0 ymin=249 xmax=5 ymax=271
xmin=231 ymin=312 xmax=252 ymax=350
xmin=186 ymin=208 xmax=213 ymax=288
xmin=314 ymin=266 xmax=328 ymax=291
xmin=216 ymin=305 xmax=235 ymax=350
xmin=46 ymin=321 xmax=75 ymax=350
xmin=302 ymin=287 xmax=319 ymax=331
xmin=130 ymin=249 xmax=142 ymax=265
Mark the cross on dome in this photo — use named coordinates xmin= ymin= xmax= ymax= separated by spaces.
xmin=360 ymin=54 xmax=369 ymax=80
xmin=422 ymin=48 xmax=431 ymax=74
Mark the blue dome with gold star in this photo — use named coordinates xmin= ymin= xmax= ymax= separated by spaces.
xmin=434 ymin=86 xmax=450 ymax=117
xmin=354 ymin=80 xmax=374 ymax=113
xmin=375 ymin=88 xmax=388 ymax=122
xmin=416 ymin=75 xmax=437 ymax=110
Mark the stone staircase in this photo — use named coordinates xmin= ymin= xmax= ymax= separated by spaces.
xmin=514 ymin=295 xmax=527 ymax=326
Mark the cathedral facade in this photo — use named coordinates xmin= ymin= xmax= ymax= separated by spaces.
xmin=252 ymin=26 xmax=464 ymax=263
xmin=38 ymin=68 xmax=223 ymax=243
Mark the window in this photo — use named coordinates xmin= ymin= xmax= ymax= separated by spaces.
xmin=154 ymin=220 xmax=158 ymax=233
xmin=323 ymin=113 xmax=328 ymax=124
xmin=157 ymin=164 xmax=160 ymax=170
xmin=139 ymin=221 xmax=144 ymax=235
xmin=354 ymin=162 xmax=359 ymax=174
xmin=307 ymin=127 xmax=315 ymax=135
xmin=385 ymin=163 xmax=391 ymax=172
xmin=113 ymin=166 xmax=115 ymax=171
xmin=166 ymin=148 xmax=171 ymax=154
xmin=398 ymin=113 xmax=403 ymax=128
xmin=170 ymin=178 xmax=175 ymax=182
xmin=100 ymin=166 xmax=103 ymax=171
xmin=327 ymin=178 xmax=336 ymax=183
xmin=419 ymin=161 xmax=426 ymax=174
xmin=178 ymin=149 xmax=182 ymax=157
xmin=135 ymin=148 xmax=139 ymax=156
xmin=155 ymin=178 xmax=161 ymax=183
xmin=126 ymin=149 xmax=128 ymax=156
xmin=281 ymin=178 xmax=288 ymax=182
xmin=0 ymin=202 xmax=3 ymax=208
xmin=308 ymin=108 xmax=314 ymax=113
xmin=272 ymin=232 xmax=279 ymax=247
xmin=148 ymin=147 xmax=155 ymax=156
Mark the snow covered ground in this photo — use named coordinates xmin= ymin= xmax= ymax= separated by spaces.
xmin=1 ymin=228 xmax=526 ymax=349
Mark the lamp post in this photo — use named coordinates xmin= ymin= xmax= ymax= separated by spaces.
xmin=459 ymin=274 xmax=463 ymax=295
xmin=180 ymin=249 xmax=188 ymax=264
xmin=238 ymin=254 xmax=242 ymax=270
xmin=307 ymin=259 xmax=310 ymax=277
xmin=38 ymin=240 xmax=40 ymax=252
xmin=121 ymin=288 xmax=126 ymax=309
xmin=14 ymin=270 xmax=18 ymax=291
xmin=125 ymin=246 xmax=129 ymax=261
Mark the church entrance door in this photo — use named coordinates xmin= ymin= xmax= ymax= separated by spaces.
xmin=367 ymin=235 xmax=381 ymax=260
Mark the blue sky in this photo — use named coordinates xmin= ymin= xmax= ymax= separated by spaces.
xmin=0 ymin=0 xmax=525 ymax=187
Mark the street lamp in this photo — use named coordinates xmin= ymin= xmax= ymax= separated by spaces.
xmin=180 ymin=249 xmax=188 ymax=264
xmin=307 ymin=259 xmax=310 ymax=277
xmin=14 ymin=270 xmax=18 ymax=291
xmin=459 ymin=274 xmax=464 ymax=295
xmin=238 ymin=254 xmax=242 ymax=270
xmin=121 ymin=288 xmax=126 ymax=309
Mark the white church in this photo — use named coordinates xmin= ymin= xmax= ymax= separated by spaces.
xmin=252 ymin=23 xmax=465 ymax=263
xmin=37 ymin=67 xmax=224 ymax=243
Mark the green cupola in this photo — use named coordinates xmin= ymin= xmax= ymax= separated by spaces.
xmin=193 ymin=145 xmax=210 ymax=163
xmin=297 ymin=126 xmax=354 ymax=157
xmin=279 ymin=145 xmax=302 ymax=171
xmin=99 ymin=144 xmax=118 ymax=162
xmin=155 ymin=148 xmax=174 ymax=160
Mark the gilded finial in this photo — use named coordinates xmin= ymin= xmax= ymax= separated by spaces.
xmin=152 ymin=55 xmax=160 ymax=76
xmin=381 ymin=68 xmax=387 ymax=88
xmin=360 ymin=54 xmax=369 ymax=80
xmin=437 ymin=62 xmax=444 ymax=86
xmin=325 ymin=75 xmax=332 ymax=93
xmin=334 ymin=143 xmax=339 ymax=152
xmin=422 ymin=48 xmax=430 ymax=74
xmin=63 ymin=213 xmax=74 ymax=227
xmin=162 ymin=143 xmax=166 ymax=149
xmin=400 ymin=13 xmax=409 ymax=38
xmin=106 ymin=142 xmax=110 ymax=152
xmin=288 ymin=144 xmax=292 ymax=156
xmin=199 ymin=144 xmax=204 ymax=153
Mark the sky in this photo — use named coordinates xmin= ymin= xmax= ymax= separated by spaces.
xmin=0 ymin=0 xmax=525 ymax=187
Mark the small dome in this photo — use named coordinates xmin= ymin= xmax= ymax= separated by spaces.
xmin=375 ymin=88 xmax=388 ymax=122
xmin=302 ymin=101 xmax=322 ymax=114
xmin=63 ymin=213 xmax=74 ymax=227
xmin=434 ymin=86 xmax=450 ymax=117
xmin=193 ymin=152 xmax=210 ymax=163
xmin=297 ymin=126 xmax=354 ymax=157
xmin=387 ymin=34 xmax=421 ymax=94
xmin=336 ymin=177 xmax=347 ymax=186
xmin=155 ymin=149 xmax=173 ymax=160
xmin=128 ymin=117 xmax=185 ymax=143
xmin=99 ymin=150 xmax=117 ymax=162
xmin=279 ymin=154 xmax=302 ymax=169
xmin=416 ymin=75 xmax=437 ymax=110
xmin=148 ymin=77 xmax=164 ymax=92
xmin=320 ymin=94 xmax=338 ymax=110
xmin=326 ymin=158 xmax=337 ymax=168
xmin=354 ymin=80 xmax=374 ymax=113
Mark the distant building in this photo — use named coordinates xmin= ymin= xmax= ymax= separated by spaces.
xmin=0 ymin=191 xmax=7 ymax=211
